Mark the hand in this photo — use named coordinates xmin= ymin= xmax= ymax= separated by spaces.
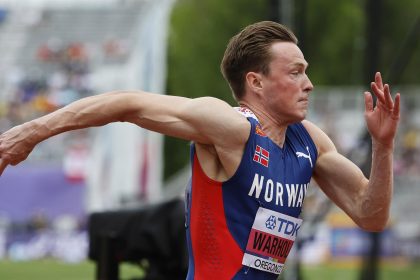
xmin=0 ymin=124 xmax=36 ymax=176
xmin=364 ymin=72 xmax=400 ymax=148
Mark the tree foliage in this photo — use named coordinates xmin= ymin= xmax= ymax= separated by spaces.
xmin=381 ymin=0 xmax=420 ymax=84
xmin=304 ymin=0 xmax=419 ymax=85
xmin=305 ymin=0 xmax=365 ymax=85
xmin=164 ymin=0 xmax=267 ymax=178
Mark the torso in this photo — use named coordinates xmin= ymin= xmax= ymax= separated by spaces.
xmin=185 ymin=109 xmax=318 ymax=279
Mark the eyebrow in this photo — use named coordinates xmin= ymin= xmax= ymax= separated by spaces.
xmin=288 ymin=61 xmax=309 ymax=69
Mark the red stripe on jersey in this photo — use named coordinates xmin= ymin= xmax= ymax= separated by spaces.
xmin=190 ymin=154 xmax=243 ymax=279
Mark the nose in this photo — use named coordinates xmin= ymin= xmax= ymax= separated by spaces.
xmin=303 ymin=75 xmax=314 ymax=93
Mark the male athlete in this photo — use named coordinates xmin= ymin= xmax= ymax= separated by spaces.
xmin=0 ymin=21 xmax=400 ymax=279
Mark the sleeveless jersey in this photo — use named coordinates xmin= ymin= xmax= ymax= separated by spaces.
xmin=185 ymin=108 xmax=318 ymax=279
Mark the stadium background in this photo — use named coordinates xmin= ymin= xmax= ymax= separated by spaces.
xmin=0 ymin=0 xmax=419 ymax=279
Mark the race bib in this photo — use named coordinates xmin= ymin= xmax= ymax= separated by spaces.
xmin=242 ymin=207 xmax=303 ymax=275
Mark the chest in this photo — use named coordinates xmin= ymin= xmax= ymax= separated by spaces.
xmin=250 ymin=136 xmax=314 ymax=182
xmin=225 ymin=136 xmax=314 ymax=217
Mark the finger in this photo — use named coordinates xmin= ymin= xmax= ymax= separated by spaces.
xmin=0 ymin=159 xmax=8 ymax=176
xmin=371 ymin=82 xmax=386 ymax=104
xmin=364 ymin=92 xmax=373 ymax=112
xmin=384 ymin=84 xmax=394 ymax=110
xmin=375 ymin=72 xmax=384 ymax=91
xmin=392 ymin=93 xmax=401 ymax=119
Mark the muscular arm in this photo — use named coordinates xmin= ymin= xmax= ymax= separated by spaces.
xmin=0 ymin=90 xmax=250 ymax=174
xmin=305 ymin=121 xmax=394 ymax=232
xmin=304 ymin=72 xmax=400 ymax=232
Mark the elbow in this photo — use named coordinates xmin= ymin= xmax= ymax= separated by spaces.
xmin=356 ymin=215 xmax=389 ymax=232
xmin=359 ymin=222 xmax=387 ymax=232
xmin=354 ymin=196 xmax=391 ymax=232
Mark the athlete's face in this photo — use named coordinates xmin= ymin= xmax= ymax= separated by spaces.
xmin=260 ymin=42 xmax=313 ymax=123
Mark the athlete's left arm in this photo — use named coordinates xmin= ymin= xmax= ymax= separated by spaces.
xmin=304 ymin=72 xmax=400 ymax=232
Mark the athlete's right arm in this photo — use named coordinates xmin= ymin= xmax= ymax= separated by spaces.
xmin=0 ymin=90 xmax=250 ymax=175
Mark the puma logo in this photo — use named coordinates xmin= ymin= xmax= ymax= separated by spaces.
xmin=296 ymin=146 xmax=313 ymax=168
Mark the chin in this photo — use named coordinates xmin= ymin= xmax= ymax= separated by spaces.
xmin=287 ymin=116 xmax=306 ymax=125
xmin=292 ymin=112 xmax=307 ymax=123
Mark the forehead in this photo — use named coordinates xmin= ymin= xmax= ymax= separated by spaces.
xmin=269 ymin=42 xmax=308 ymax=68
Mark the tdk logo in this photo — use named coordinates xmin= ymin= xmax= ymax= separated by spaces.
xmin=265 ymin=215 xmax=277 ymax=230
xmin=264 ymin=215 xmax=301 ymax=237
xmin=277 ymin=218 xmax=300 ymax=237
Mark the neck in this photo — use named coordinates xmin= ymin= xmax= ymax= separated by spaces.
xmin=238 ymin=101 xmax=288 ymax=147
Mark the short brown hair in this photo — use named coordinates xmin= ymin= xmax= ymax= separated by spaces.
xmin=221 ymin=21 xmax=298 ymax=101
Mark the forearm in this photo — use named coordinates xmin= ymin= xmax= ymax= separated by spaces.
xmin=360 ymin=140 xmax=394 ymax=230
xmin=26 ymin=91 xmax=139 ymax=143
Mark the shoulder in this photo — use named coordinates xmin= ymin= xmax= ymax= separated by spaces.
xmin=177 ymin=96 xmax=252 ymax=146
xmin=301 ymin=120 xmax=337 ymax=155
xmin=194 ymin=97 xmax=251 ymax=144
xmin=191 ymin=99 xmax=252 ymax=181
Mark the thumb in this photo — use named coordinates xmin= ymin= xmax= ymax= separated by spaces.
xmin=364 ymin=92 xmax=374 ymax=113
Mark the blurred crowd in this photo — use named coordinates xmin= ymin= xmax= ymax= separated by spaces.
xmin=0 ymin=212 xmax=87 ymax=262
xmin=0 ymin=28 xmax=132 ymax=263
xmin=397 ymin=123 xmax=420 ymax=177
xmin=0 ymin=36 xmax=129 ymax=132
xmin=0 ymin=40 xmax=92 ymax=130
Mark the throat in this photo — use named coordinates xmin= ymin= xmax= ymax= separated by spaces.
xmin=264 ymin=128 xmax=286 ymax=148
xmin=238 ymin=104 xmax=288 ymax=147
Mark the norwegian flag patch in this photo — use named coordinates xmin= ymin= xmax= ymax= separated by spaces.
xmin=253 ymin=145 xmax=269 ymax=167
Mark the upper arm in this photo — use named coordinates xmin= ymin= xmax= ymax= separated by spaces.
xmin=302 ymin=120 xmax=368 ymax=221
xmin=121 ymin=91 xmax=250 ymax=147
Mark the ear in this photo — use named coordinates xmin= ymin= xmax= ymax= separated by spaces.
xmin=245 ymin=72 xmax=263 ymax=95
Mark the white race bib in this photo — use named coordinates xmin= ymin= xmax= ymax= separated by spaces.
xmin=242 ymin=207 xmax=303 ymax=275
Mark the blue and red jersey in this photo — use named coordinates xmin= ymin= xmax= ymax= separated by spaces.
xmin=185 ymin=109 xmax=317 ymax=279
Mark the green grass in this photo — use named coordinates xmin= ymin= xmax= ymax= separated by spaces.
xmin=0 ymin=259 xmax=144 ymax=280
xmin=301 ymin=263 xmax=420 ymax=280
xmin=0 ymin=260 xmax=419 ymax=280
